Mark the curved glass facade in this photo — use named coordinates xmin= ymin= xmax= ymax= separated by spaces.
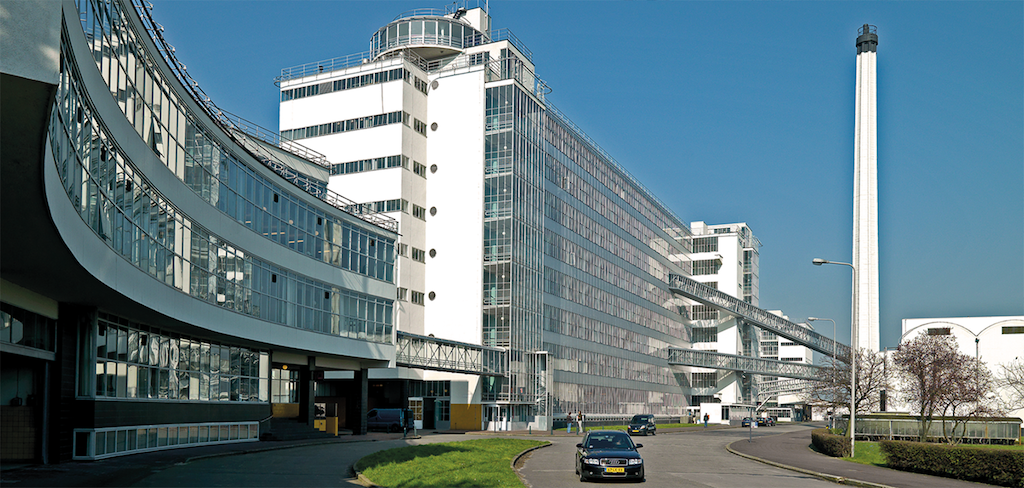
xmin=52 ymin=33 xmax=394 ymax=343
xmin=370 ymin=16 xmax=485 ymax=59
xmin=75 ymin=0 xmax=395 ymax=275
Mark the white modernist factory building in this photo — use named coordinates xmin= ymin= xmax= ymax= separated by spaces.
xmin=3 ymin=0 xmax=861 ymax=464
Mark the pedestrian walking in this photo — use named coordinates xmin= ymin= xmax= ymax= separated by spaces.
xmin=577 ymin=411 xmax=585 ymax=434
xmin=566 ymin=412 xmax=573 ymax=433
xmin=703 ymin=413 xmax=709 ymax=428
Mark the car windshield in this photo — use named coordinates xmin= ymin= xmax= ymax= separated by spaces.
xmin=629 ymin=415 xmax=648 ymax=423
xmin=586 ymin=432 xmax=635 ymax=450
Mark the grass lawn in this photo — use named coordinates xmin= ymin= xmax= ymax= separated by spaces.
xmin=355 ymin=438 xmax=548 ymax=488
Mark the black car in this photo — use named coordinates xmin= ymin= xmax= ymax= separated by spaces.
xmin=627 ymin=414 xmax=656 ymax=436
xmin=756 ymin=417 xmax=775 ymax=427
xmin=575 ymin=430 xmax=645 ymax=482
xmin=741 ymin=417 xmax=754 ymax=427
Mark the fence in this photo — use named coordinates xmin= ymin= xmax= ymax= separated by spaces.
xmin=836 ymin=415 xmax=1022 ymax=445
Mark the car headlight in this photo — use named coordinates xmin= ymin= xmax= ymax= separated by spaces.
xmin=628 ymin=458 xmax=643 ymax=465
xmin=583 ymin=458 xmax=601 ymax=465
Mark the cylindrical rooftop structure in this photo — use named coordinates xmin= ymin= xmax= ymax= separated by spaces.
xmin=856 ymin=24 xmax=878 ymax=53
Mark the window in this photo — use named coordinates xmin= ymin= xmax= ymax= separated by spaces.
xmin=692 ymin=236 xmax=718 ymax=253
xmin=1002 ymin=326 xmax=1024 ymax=334
xmin=691 ymin=372 xmax=717 ymax=388
xmin=398 ymin=243 xmax=408 ymax=256
xmin=692 ymin=326 xmax=718 ymax=343
xmin=692 ymin=259 xmax=721 ymax=276
xmin=271 ymin=368 xmax=299 ymax=403
xmin=412 ymin=205 xmax=426 ymax=220
xmin=281 ymin=111 xmax=403 ymax=141
xmin=397 ymin=288 xmax=407 ymax=301
xmin=927 ymin=327 xmax=951 ymax=335
xmin=413 ymin=161 xmax=427 ymax=178
xmin=690 ymin=305 xmax=718 ymax=321
xmin=413 ymin=119 xmax=427 ymax=137
xmin=411 ymin=248 xmax=425 ymax=263
xmin=411 ymin=291 xmax=425 ymax=306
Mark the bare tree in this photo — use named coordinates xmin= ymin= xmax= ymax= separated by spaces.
xmin=806 ymin=348 xmax=888 ymax=434
xmin=937 ymin=356 xmax=1000 ymax=445
xmin=893 ymin=334 xmax=991 ymax=443
xmin=997 ymin=359 xmax=1024 ymax=411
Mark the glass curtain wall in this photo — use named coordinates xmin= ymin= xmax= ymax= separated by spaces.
xmin=482 ymin=83 xmax=544 ymax=407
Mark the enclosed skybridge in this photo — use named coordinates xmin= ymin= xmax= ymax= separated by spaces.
xmin=396 ymin=331 xmax=506 ymax=376
xmin=668 ymin=274 xmax=851 ymax=361
xmin=668 ymin=349 xmax=825 ymax=381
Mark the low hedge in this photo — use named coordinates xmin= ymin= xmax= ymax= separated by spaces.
xmin=880 ymin=440 xmax=1024 ymax=487
xmin=811 ymin=428 xmax=850 ymax=458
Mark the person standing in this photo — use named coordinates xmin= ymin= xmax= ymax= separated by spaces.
xmin=703 ymin=413 xmax=709 ymax=428
xmin=577 ymin=411 xmax=585 ymax=434
xmin=566 ymin=412 xmax=573 ymax=433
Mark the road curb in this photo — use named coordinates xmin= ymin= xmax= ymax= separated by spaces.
xmin=725 ymin=439 xmax=894 ymax=488
xmin=512 ymin=441 xmax=552 ymax=488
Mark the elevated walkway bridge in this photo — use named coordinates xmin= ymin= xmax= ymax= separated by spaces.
xmin=395 ymin=331 xmax=506 ymax=376
xmin=667 ymin=274 xmax=848 ymax=381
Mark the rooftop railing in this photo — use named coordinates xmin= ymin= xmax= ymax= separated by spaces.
xmin=133 ymin=1 xmax=397 ymax=233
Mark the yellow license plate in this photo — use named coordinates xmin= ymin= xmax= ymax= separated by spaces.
xmin=605 ymin=467 xmax=625 ymax=473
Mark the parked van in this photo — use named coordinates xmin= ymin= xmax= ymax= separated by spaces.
xmin=367 ymin=408 xmax=404 ymax=432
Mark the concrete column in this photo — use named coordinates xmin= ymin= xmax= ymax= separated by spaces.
xmin=357 ymin=369 xmax=368 ymax=435
xmin=298 ymin=357 xmax=315 ymax=426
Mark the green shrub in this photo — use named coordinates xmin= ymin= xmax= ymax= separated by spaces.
xmin=880 ymin=440 xmax=1024 ymax=487
xmin=812 ymin=428 xmax=851 ymax=458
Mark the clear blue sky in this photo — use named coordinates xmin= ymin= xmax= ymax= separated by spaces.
xmin=150 ymin=1 xmax=1023 ymax=355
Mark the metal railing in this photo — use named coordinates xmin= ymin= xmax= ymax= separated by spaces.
xmin=669 ymin=274 xmax=851 ymax=360
xmin=396 ymin=331 xmax=506 ymax=376
xmin=131 ymin=1 xmax=397 ymax=233
xmin=757 ymin=378 xmax=809 ymax=399
xmin=668 ymin=349 xmax=825 ymax=381
xmin=215 ymin=110 xmax=329 ymax=168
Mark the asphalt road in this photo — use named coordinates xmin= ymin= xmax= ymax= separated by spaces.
xmin=521 ymin=424 xmax=833 ymax=488
xmin=130 ymin=424 xmax=832 ymax=487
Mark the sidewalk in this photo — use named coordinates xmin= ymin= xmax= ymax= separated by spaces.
xmin=728 ymin=426 xmax=987 ymax=488
xmin=0 ymin=432 xmax=412 ymax=487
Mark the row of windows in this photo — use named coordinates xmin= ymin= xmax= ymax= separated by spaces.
xmin=75 ymin=422 xmax=257 ymax=460
xmin=76 ymin=0 xmax=395 ymax=266
xmin=544 ymin=230 xmax=674 ymax=311
xmin=281 ymin=111 xmax=404 ymax=141
xmin=543 ymin=267 xmax=685 ymax=339
xmin=50 ymin=57 xmax=395 ymax=339
xmin=1 ymin=302 xmax=55 ymax=353
xmin=281 ymin=67 xmax=415 ymax=102
xmin=82 ymin=314 xmax=269 ymax=401
xmin=271 ymin=368 xmax=299 ymax=404
xmin=548 ymin=343 xmax=676 ymax=388
xmin=552 ymin=381 xmax=686 ymax=417
xmin=692 ymin=259 xmax=722 ymax=276
xmin=691 ymin=372 xmax=718 ymax=388
xmin=413 ymin=119 xmax=427 ymax=136
xmin=544 ymin=192 xmax=675 ymax=299
xmin=545 ymin=151 xmax=676 ymax=262
xmin=692 ymin=236 xmax=718 ymax=253
xmin=542 ymin=306 xmax=675 ymax=357
xmin=371 ymin=17 xmax=487 ymax=57
xmin=691 ymin=327 xmax=718 ymax=343
xmin=544 ymin=114 xmax=690 ymax=253
xmin=345 ymin=198 xmax=405 ymax=215
xmin=331 ymin=155 xmax=405 ymax=175
xmin=691 ymin=305 xmax=720 ymax=321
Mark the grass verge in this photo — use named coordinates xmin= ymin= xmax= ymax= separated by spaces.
xmin=355 ymin=438 xmax=548 ymax=488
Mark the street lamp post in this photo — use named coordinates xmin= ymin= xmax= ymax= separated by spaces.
xmin=812 ymin=258 xmax=857 ymax=458
xmin=807 ymin=316 xmax=837 ymax=426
